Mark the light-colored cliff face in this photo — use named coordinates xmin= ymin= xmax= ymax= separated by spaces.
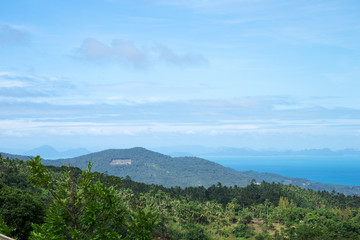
xmin=110 ymin=159 xmax=132 ymax=166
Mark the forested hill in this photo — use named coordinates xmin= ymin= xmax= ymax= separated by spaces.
xmin=2 ymin=147 xmax=360 ymax=195
xmin=0 ymin=152 xmax=30 ymax=161
xmin=41 ymin=147 xmax=253 ymax=188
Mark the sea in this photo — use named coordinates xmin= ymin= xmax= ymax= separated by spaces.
xmin=205 ymin=156 xmax=360 ymax=186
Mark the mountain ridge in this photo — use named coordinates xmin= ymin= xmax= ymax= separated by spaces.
xmin=42 ymin=147 xmax=253 ymax=188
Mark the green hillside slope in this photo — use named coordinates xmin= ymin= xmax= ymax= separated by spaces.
xmin=42 ymin=147 xmax=253 ymax=188
xmin=244 ymin=170 xmax=360 ymax=196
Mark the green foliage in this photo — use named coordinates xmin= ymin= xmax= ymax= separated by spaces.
xmin=27 ymin=156 xmax=52 ymax=188
xmin=233 ymin=223 xmax=252 ymax=238
xmin=0 ymin=182 xmax=45 ymax=240
xmin=28 ymin=159 xmax=127 ymax=240
xmin=0 ymin=216 xmax=14 ymax=237
xmin=127 ymin=207 xmax=158 ymax=240
xmin=0 ymin=156 xmax=31 ymax=189
xmin=295 ymin=223 xmax=323 ymax=239
xmin=2 ymin=155 xmax=360 ymax=239
xmin=182 ymin=222 xmax=209 ymax=240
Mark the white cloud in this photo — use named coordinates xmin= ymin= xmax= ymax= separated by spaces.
xmin=76 ymin=38 xmax=147 ymax=68
xmin=0 ymin=80 xmax=27 ymax=88
xmin=75 ymin=38 xmax=207 ymax=68
xmin=156 ymin=45 xmax=207 ymax=67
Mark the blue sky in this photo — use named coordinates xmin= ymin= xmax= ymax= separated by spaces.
xmin=1 ymin=0 xmax=360 ymax=152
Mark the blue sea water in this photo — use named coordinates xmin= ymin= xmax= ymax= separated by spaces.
xmin=205 ymin=156 xmax=360 ymax=186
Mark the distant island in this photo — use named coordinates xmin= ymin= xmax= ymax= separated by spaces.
xmin=154 ymin=146 xmax=360 ymax=157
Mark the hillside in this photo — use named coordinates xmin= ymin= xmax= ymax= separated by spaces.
xmin=243 ymin=171 xmax=360 ymax=196
xmin=2 ymin=155 xmax=360 ymax=240
xmin=2 ymin=148 xmax=360 ymax=195
xmin=0 ymin=152 xmax=30 ymax=161
xmin=43 ymin=147 xmax=253 ymax=188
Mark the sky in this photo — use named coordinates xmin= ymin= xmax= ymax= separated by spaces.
xmin=1 ymin=0 xmax=360 ymax=153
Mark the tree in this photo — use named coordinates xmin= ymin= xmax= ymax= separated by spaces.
xmin=28 ymin=156 xmax=127 ymax=240
xmin=127 ymin=206 xmax=158 ymax=240
xmin=0 ymin=182 xmax=44 ymax=240
xmin=0 ymin=216 xmax=14 ymax=238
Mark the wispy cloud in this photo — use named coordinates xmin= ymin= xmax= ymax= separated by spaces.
xmin=156 ymin=0 xmax=360 ymax=49
xmin=1 ymin=95 xmax=360 ymax=150
xmin=1 ymin=116 xmax=360 ymax=138
xmin=154 ymin=0 xmax=256 ymax=13
xmin=156 ymin=45 xmax=207 ymax=67
xmin=0 ymin=24 xmax=30 ymax=46
xmin=75 ymin=38 xmax=207 ymax=69
xmin=76 ymin=38 xmax=148 ymax=68
xmin=0 ymin=72 xmax=75 ymax=98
